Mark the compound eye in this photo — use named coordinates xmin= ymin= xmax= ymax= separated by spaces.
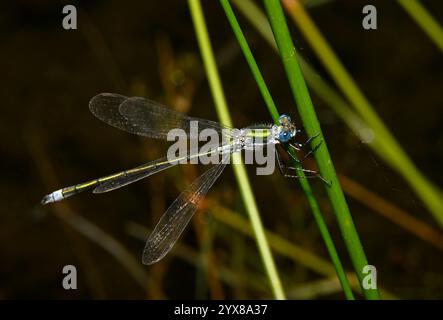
xmin=279 ymin=131 xmax=291 ymax=142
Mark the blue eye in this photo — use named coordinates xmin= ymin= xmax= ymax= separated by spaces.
xmin=279 ymin=131 xmax=291 ymax=142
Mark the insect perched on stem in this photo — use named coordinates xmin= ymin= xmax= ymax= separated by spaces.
xmin=42 ymin=93 xmax=325 ymax=265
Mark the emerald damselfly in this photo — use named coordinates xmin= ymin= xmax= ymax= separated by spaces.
xmin=42 ymin=93 xmax=323 ymax=264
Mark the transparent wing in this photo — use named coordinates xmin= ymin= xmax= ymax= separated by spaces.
xmin=142 ymin=154 xmax=229 ymax=265
xmin=89 ymin=93 xmax=233 ymax=140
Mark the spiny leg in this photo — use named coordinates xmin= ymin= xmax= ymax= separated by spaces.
xmin=301 ymin=132 xmax=321 ymax=148
xmin=284 ymin=166 xmax=331 ymax=186
xmin=276 ymin=149 xmax=331 ymax=186
xmin=276 ymin=148 xmax=316 ymax=176
xmin=289 ymin=132 xmax=320 ymax=150
xmin=289 ymin=134 xmax=322 ymax=163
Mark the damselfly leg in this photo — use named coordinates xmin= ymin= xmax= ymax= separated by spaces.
xmin=288 ymin=133 xmax=322 ymax=162
xmin=276 ymin=143 xmax=331 ymax=185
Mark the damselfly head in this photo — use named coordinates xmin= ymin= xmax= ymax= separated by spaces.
xmin=277 ymin=114 xmax=297 ymax=143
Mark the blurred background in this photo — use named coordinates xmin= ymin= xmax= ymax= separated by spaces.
xmin=1 ymin=0 xmax=442 ymax=299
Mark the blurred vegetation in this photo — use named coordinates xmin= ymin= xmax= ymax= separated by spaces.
xmin=1 ymin=0 xmax=442 ymax=299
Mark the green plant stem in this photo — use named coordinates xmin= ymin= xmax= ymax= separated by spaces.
xmin=397 ymin=0 xmax=443 ymax=52
xmin=232 ymin=0 xmax=369 ymax=135
xmin=232 ymin=0 xmax=374 ymax=143
xmin=220 ymin=0 xmax=354 ymax=300
xmin=234 ymin=0 xmax=443 ymax=230
xmin=188 ymin=0 xmax=285 ymax=300
xmin=283 ymin=0 xmax=443 ymax=227
xmin=263 ymin=0 xmax=380 ymax=299
xmin=210 ymin=201 xmax=398 ymax=299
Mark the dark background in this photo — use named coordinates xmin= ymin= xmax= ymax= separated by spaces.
xmin=0 ymin=0 xmax=442 ymax=299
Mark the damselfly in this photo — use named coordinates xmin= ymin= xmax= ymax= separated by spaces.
xmin=42 ymin=93 xmax=323 ymax=265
